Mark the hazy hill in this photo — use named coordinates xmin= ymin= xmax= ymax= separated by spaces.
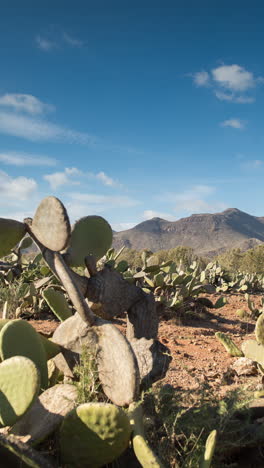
xmin=113 ymin=208 xmax=264 ymax=257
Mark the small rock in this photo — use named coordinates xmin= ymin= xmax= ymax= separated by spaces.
xmin=231 ymin=357 xmax=258 ymax=376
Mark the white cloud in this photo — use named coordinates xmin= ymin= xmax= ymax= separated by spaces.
xmin=142 ymin=210 xmax=176 ymax=221
xmin=36 ymin=36 xmax=57 ymax=51
xmin=214 ymin=90 xmax=255 ymax=103
xmin=0 ymin=94 xmax=54 ymax=115
xmin=240 ymin=159 xmax=263 ymax=170
xmin=192 ymin=64 xmax=262 ymax=103
xmin=0 ymin=111 xmax=94 ymax=144
xmin=43 ymin=168 xmax=81 ymax=189
xmin=221 ymin=119 xmax=245 ymax=129
xmin=212 ymin=64 xmax=255 ymax=92
xmin=0 ymin=171 xmax=37 ymax=201
xmin=0 ymin=152 xmax=56 ymax=166
xmin=193 ymin=71 xmax=210 ymax=87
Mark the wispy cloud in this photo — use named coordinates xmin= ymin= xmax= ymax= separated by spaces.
xmin=192 ymin=64 xmax=262 ymax=103
xmin=36 ymin=36 xmax=58 ymax=51
xmin=43 ymin=168 xmax=81 ymax=189
xmin=88 ymin=171 xmax=121 ymax=187
xmin=69 ymin=192 xmax=140 ymax=207
xmin=0 ymin=111 xmax=94 ymax=144
xmin=0 ymin=171 xmax=37 ymax=202
xmin=36 ymin=31 xmax=84 ymax=51
xmin=0 ymin=93 xmax=54 ymax=114
xmin=240 ymin=159 xmax=264 ymax=170
xmin=158 ymin=185 xmax=227 ymax=215
xmin=62 ymin=33 xmax=84 ymax=47
xmin=221 ymin=118 xmax=245 ymax=129
xmin=0 ymin=152 xmax=57 ymax=166
xmin=193 ymin=71 xmax=210 ymax=87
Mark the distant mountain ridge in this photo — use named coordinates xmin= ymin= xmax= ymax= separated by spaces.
xmin=113 ymin=208 xmax=264 ymax=257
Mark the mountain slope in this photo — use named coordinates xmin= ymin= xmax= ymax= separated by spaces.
xmin=113 ymin=208 xmax=264 ymax=256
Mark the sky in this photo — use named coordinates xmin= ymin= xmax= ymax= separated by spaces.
xmin=1 ymin=0 xmax=264 ymax=231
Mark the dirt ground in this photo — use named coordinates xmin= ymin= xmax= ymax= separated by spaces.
xmin=29 ymin=292 xmax=264 ymax=397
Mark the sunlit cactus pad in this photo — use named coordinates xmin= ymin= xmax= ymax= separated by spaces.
xmin=0 ymin=218 xmax=26 ymax=258
xmin=255 ymin=313 xmax=264 ymax=345
xmin=60 ymin=402 xmax=131 ymax=467
xmin=31 ymin=196 xmax=71 ymax=251
xmin=65 ymin=215 xmax=113 ymax=266
xmin=0 ymin=356 xmax=40 ymax=427
xmin=0 ymin=320 xmax=48 ymax=390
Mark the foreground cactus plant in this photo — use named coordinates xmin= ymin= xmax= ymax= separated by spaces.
xmin=60 ymin=402 xmax=132 ymax=467
xmin=0 ymin=356 xmax=40 ymax=427
xmin=42 ymin=287 xmax=72 ymax=321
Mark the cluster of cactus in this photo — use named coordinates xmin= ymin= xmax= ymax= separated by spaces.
xmin=0 ymin=197 xmax=179 ymax=467
xmin=204 ymin=262 xmax=264 ymax=293
xmin=104 ymin=252 xmax=227 ymax=314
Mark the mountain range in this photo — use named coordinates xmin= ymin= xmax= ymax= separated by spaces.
xmin=113 ymin=208 xmax=264 ymax=257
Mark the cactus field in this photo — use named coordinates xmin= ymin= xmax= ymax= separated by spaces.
xmin=1 ymin=196 xmax=264 ymax=467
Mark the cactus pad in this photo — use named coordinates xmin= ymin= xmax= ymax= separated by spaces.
xmin=215 ymin=332 xmax=243 ymax=357
xmin=39 ymin=335 xmax=61 ymax=360
xmin=0 ymin=218 xmax=26 ymax=258
xmin=241 ymin=340 xmax=264 ymax=367
xmin=201 ymin=429 xmax=217 ymax=468
xmin=0 ymin=356 xmax=40 ymax=427
xmin=255 ymin=313 xmax=264 ymax=345
xmin=128 ymin=403 xmax=164 ymax=468
xmin=60 ymin=402 xmax=131 ymax=467
xmin=0 ymin=320 xmax=48 ymax=389
xmin=65 ymin=215 xmax=113 ymax=266
xmin=42 ymin=287 xmax=72 ymax=321
xmin=31 ymin=196 xmax=70 ymax=251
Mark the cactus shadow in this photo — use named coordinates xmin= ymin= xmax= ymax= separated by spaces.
xmin=0 ymin=390 xmax=17 ymax=427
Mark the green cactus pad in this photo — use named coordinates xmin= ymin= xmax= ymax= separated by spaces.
xmin=31 ymin=196 xmax=71 ymax=251
xmin=200 ymin=429 xmax=217 ymax=468
xmin=256 ymin=313 xmax=264 ymax=345
xmin=0 ymin=218 xmax=26 ymax=258
xmin=65 ymin=215 xmax=113 ymax=266
xmin=39 ymin=335 xmax=61 ymax=360
xmin=215 ymin=332 xmax=243 ymax=357
xmin=214 ymin=297 xmax=227 ymax=309
xmin=0 ymin=356 xmax=40 ymax=427
xmin=42 ymin=287 xmax=72 ymax=321
xmin=60 ymin=402 xmax=131 ymax=467
xmin=128 ymin=403 xmax=164 ymax=468
xmin=241 ymin=340 xmax=264 ymax=367
xmin=0 ymin=320 xmax=48 ymax=390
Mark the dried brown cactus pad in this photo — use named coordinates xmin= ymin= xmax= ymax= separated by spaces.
xmin=31 ymin=197 xmax=71 ymax=251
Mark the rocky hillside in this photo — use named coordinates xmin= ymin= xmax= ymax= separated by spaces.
xmin=113 ymin=208 xmax=264 ymax=257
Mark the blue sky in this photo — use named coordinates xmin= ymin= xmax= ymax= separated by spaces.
xmin=1 ymin=0 xmax=264 ymax=230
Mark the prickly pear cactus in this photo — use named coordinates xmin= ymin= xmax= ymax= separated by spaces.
xmin=0 ymin=218 xmax=26 ymax=258
xmin=31 ymin=196 xmax=71 ymax=251
xmin=255 ymin=313 xmax=264 ymax=345
xmin=0 ymin=320 xmax=48 ymax=389
xmin=39 ymin=334 xmax=61 ymax=361
xmin=65 ymin=215 xmax=113 ymax=266
xmin=42 ymin=287 xmax=72 ymax=321
xmin=0 ymin=356 xmax=40 ymax=427
xmin=215 ymin=332 xmax=243 ymax=357
xmin=241 ymin=339 xmax=264 ymax=367
xmin=60 ymin=402 xmax=132 ymax=467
